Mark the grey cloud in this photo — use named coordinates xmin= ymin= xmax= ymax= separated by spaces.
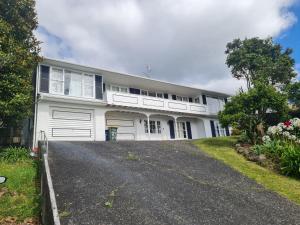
xmin=36 ymin=0 xmax=297 ymax=94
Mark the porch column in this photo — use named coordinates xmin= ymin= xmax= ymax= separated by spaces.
xmin=147 ymin=115 xmax=150 ymax=140
xmin=174 ymin=117 xmax=178 ymax=139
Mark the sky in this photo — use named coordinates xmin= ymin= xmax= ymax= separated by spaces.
xmin=35 ymin=0 xmax=300 ymax=95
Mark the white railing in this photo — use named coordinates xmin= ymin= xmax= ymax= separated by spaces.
xmin=105 ymin=91 xmax=208 ymax=115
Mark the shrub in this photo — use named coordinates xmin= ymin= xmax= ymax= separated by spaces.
xmin=0 ymin=146 xmax=30 ymax=163
xmin=280 ymin=144 xmax=300 ymax=177
xmin=238 ymin=131 xmax=251 ymax=144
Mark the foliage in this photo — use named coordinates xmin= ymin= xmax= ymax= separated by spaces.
xmin=193 ymin=137 xmax=300 ymax=205
xmin=0 ymin=147 xmax=30 ymax=163
xmin=287 ymin=81 xmax=300 ymax=108
xmin=0 ymin=160 xmax=39 ymax=222
xmin=225 ymin=37 xmax=296 ymax=90
xmin=257 ymin=118 xmax=300 ymax=177
xmin=219 ymin=82 xmax=288 ymax=144
xmin=0 ymin=0 xmax=40 ymax=127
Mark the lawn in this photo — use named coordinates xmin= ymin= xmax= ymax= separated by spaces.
xmin=0 ymin=159 xmax=40 ymax=224
xmin=193 ymin=136 xmax=300 ymax=205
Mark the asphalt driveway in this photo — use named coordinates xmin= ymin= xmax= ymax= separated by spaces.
xmin=48 ymin=141 xmax=300 ymax=225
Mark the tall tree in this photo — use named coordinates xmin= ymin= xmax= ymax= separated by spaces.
xmin=219 ymin=82 xmax=288 ymax=144
xmin=0 ymin=0 xmax=40 ymax=127
xmin=287 ymin=81 xmax=300 ymax=108
xmin=225 ymin=37 xmax=296 ymax=90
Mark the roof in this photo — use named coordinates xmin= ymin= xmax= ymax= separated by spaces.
xmin=42 ymin=57 xmax=231 ymax=97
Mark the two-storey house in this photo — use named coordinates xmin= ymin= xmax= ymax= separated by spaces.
xmin=33 ymin=58 xmax=230 ymax=147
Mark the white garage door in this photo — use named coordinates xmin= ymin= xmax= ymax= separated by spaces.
xmin=106 ymin=118 xmax=136 ymax=140
xmin=49 ymin=107 xmax=94 ymax=140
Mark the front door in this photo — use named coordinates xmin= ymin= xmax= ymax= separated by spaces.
xmin=168 ymin=120 xmax=175 ymax=139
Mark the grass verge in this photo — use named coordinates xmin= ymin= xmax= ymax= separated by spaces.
xmin=193 ymin=136 xmax=300 ymax=205
xmin=0 ymin=159 xmax=40 ymax=223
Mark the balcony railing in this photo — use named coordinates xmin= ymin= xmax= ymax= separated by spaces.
xmin=105 ymin=91 xmax=208 ymax=115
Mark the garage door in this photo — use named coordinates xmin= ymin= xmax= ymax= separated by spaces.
xmin=49 ymin=107 xmax=94 ymax=140
xmin=106 ymin=118 xmax=136 ymax=140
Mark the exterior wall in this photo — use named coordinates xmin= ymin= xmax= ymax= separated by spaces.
xmin=34 ymin=101 xmax=106 ymax=145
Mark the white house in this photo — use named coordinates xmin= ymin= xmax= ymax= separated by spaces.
xmin=33 ymin=58 xmax=230 ymax=147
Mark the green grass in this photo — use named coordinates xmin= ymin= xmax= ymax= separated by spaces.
xmin=193 ymin=136 xmax=300 ymax=205
xmin=0 ymin=159 xmax=40 ymax=222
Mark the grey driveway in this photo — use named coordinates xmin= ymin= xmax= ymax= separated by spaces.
xmin=48 ymin=141 xmax=300 ymax=225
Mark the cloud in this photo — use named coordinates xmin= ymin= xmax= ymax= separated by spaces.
xmin=35 ymin=0 xmax=297 ymax=94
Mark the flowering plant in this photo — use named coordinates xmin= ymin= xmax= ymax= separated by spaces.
xmin=264 ymin=118 xmax=300 ymax=145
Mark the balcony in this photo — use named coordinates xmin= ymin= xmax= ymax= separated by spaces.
xmin=105 ymin=91 xmax=208 ymax=115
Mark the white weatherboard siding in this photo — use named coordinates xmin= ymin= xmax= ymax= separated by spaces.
xmin=49 ymin=107 xmax=94 ymax=140
xmin=33 ymin=59 xmax=230 ymax=146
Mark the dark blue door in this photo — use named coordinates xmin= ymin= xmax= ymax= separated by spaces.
xmin=186 ymin=121 xmax=192 ymax=139
xmin=169 ymin=120 xmax=175 ymax=139
xmin=210 ymin=120 xmax=216 ymax=137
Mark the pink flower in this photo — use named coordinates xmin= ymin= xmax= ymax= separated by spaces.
xmin=284 ymin=120 xmax=292 ymax=128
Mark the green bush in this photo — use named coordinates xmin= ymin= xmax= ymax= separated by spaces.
xmin=280 ymin=144 xmax=300 ymax=177
xmin=0 ymin=146 xmax=30 ymax=163
xmin=238 ymin=131 xmax=251 ymax=144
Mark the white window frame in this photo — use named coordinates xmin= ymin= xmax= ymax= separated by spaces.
xmin=49 ymin=67 xmax=64 ymax=95
xmin=111 ymin=84 xmax=128 ymax=93
xmin=48 ymin=66 xmax=96 ymax=99
xmin=141 ymin=90 xmax=148 ymax=96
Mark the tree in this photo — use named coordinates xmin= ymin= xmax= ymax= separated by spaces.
xmin=287 ymin=81 xmax=300 ymax=108
xmin=219 ymin=83 xmax=288 ymax=144
xmin=0 ymin=0 xmax=40 ymax=127
xmin=225 ymin=37 xmax=297 ymax=90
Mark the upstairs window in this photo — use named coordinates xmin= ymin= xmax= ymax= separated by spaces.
xmin=148 ymin=91 xmax=156 ymax=97
xmin=50 ymin=68 xmax=64 ymax=94
xmin=111 ymin=85 xmax=128 ymax=93
xmin=156 ymin=93 xmax=163 ymax=98
xmin=83 ymin=74 xmax=94 ymax=97
xmin=141 ymin=90 xmax=148 ymax=96
xmin=48 ymin=66 xmax=97 ymax=99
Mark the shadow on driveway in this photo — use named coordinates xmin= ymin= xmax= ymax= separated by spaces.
xmin=48 ymin=141 xmax=300 ymax=225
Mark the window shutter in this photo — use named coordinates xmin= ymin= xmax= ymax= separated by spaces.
xmin=202 ymin=94 xmax=207 ymax=105
xmin=40 ymin=65 xmax=50 ymax=93
xmin=188 ymin=97 xmax=193 ymax=102
xmin=164 ymin=93 xmax=168 ymax=99
xmin=103 ymin=83 xmax=106 ymax=92
xmin=225 ymin=126 xmax=230 ymax=136
xmin=95 ymin=75 xmax=103 ymax=99
xmin=172 ymin=94 xmax=176 ymax=100
xmin=210 ymin=120 xmax=216 ymax=137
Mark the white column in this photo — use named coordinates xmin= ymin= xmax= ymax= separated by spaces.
xmin=174 ymin=117 xmax=178 ymax=139
xmin=147 ymin=115 xmax=150 ymax=140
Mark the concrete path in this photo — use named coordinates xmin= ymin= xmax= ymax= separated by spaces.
xmin=48 ymin=141 xmax=300 ymax=225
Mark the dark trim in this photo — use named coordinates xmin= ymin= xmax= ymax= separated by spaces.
xmin=52 ymin=110 xmax=91 ymax=121
xmin=95 ymin=75 xmax=103 ymax=99
xmin=210 ymin=120 xmax=216 ymax=137
xmin=202 ymin=95 xmax=207 ymax=105
xmin=186 ymin=121 xmax=192 ymax=139
xmin=52 ymin=128 xmax=91 ymax=137
xmin=40 ymin=65 xmax=50 ymax=93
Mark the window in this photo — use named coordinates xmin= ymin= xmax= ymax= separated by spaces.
xmin=156 ymin=93 xmax=163 ymax=98
xmin=69 ymin=72 xmax=82 ymax=97
xmin=194 ymin=97 xmax=200 ymax=103
xmin=49 ymin=67 xmax=97 ymax=99
xmin=120 ymin=87 xmax=128 ymax=93
xmin=50 ymin=68 xmax=64 ymax=94
xmin=150 ymin=120 xmax=156 ymax=133
xmin=144 ymin=120 xmax=148 ymax=133
xmin=141 ymin=90 xmax=148 ymax=96
xmin=157 ymin=121 xmax=161 ymax=133
xmin=182 ymin=97 xmax=188 ymax=102
xmin=148 ymin=91 xmax=156 ymax=97
xmin=176 ymin=96 xmax=183 ymax=101
xmin=83 ymin=74 xmax=94 ymax=97
xmin=111 ymin=85 xmax=120 ymax=92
